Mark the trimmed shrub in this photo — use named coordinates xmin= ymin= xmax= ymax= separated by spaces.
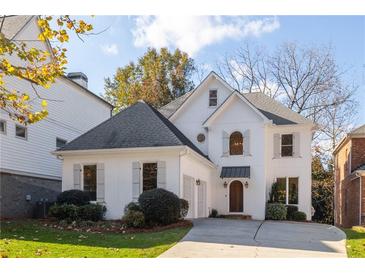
xmin=292 ymin=211 xmax=307 ymax=221
xmin=79 ymin=204 xmax=106 ymax=221
xmin=286 ymin=205 xmax=298 ymax=220
xmin=49 ymin=204 xmax=79 ymax=221
xmin=266 ymin=203 xmax=287 ymax=220
xmin=179 ymin=199 xmax=189 ymax=219
xmin=56 ymin=190 xmax=90 ymax=206
xmin=124 ymin=202 xmax=142 ymax=213
xmin=209 ymin=209 xmax=218 ymax=218
xmin=122 ymin=210 xmax=145 ymax=228
xmin=138 ymin=188 xmax=180 ymax=225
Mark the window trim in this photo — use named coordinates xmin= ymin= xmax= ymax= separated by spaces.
xmin=208 ymin=89 xmax=218 ymax=107
xmin=275 ymin=176 xmax=299 ymax=205
xmin=56 ymin=137 xmax=68 ymax=149
xmin=280 ymin=134 xmax=293 ymax=157
xmin=229 ymin=131 xmax=244 ymax=156
xmin=15 ymin=124 xmax=27 ymax=140
xmin=0 ymin=119 xmax=6 ymax=135
xmin=82 ymin=163 xmax=97 ymax=202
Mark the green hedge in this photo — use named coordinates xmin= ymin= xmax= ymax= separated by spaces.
xmin=266 ymin=203 xmax=287 ymax=220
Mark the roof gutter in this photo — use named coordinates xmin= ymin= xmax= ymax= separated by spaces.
xmin=52 ymin=145 xmax=186 ymax=156
xmin=184 ymin=147 xmax=216 ymax=169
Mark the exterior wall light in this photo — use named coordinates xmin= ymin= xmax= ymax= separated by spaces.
xmin=223 ymin=181 xmax=228 ymax=188
xmin=196 ymin=179 xmax=201 ymax=186
xmin=244 ymin=181 xmax=249 ymax=188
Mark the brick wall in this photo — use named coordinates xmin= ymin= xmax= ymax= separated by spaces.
xmin=0 ymin=172 xmax=61 ymax=219
xmin=351 ymin=138 xmax=365 ymax=171
xmin=335 ymin=176 xmax=360 ymax=228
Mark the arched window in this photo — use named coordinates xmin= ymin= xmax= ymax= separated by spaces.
xmin=229 ymin=131 xmax=243 ymax=155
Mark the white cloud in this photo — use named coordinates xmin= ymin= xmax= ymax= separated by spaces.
xmin=132 ymin=16 xmax=280 ymax=56
xmin=100 ymin=43 xmax=119 ymax=55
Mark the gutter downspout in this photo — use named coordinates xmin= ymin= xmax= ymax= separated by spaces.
xmin=178 ymin=148 xmax=189 ymax=197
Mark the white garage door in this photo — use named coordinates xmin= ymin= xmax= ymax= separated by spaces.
xmin=183 ymin=175 xmax=195 ymax=219
xmin=198 ymin=180 xmax=207 ymax=218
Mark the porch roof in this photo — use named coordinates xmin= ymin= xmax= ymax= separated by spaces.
xmin=220 ymin=166 xmax=250 ymax=179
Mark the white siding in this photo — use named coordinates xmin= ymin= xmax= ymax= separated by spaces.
xmin=62 ymin=149 xmax=181 ymax=219
xmin=0 ymin=17 xmax=112 ymax=179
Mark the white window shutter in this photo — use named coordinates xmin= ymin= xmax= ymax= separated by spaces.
xmin=293 ymin=132 xmax=300 ymax=157
xmin=132 ymin=162 xmax=141 ymax=201
xmin=96 ymin=163 xmax=105 ymax=203
xmin=222 ymin=130 xmax=229 ymax=157
xmin=157 ymin=161 xmax=167 ymax=189
xmin=273 ymin=134 xmax=281 ymax=158
xmin=244 ymin=129 xmax=250 ymax=156
xmin=73 ymin=164 xmax=81 ymax=190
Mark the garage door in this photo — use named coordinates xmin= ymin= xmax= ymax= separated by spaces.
xmin=198 ymin=180 xmax=207 ymax=218
xmin=183 ymin=175 xmax=195 ymax=219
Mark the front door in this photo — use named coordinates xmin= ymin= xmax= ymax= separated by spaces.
xmin=229 ymin=180 xmax=243 ymax=212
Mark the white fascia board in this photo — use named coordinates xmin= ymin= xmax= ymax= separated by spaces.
xmin=52 ymin=145 xmax=186 ymax=156
xmin=203 ymin=91 xmax=270 ymax=127
xmin=170 ymin=71 xmax=235 ymax=121
xmin=185 ymin=147 xmax=216 ymax=169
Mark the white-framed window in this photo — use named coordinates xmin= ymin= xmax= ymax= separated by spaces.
xmin=275 ymin=177 xmax=299 ymax=205
xmin=0 ymin=119 xmax=6 ymax=134
xmin=209 ymin=89 xmax=218 ymax=107
xmin=15 ymin=124 xmax=27 ymax=140
xmin=56 ymin=137 xmax=67 ymax=148
xmin=281 ymin=134 xmax=293 ymax=157
xmin=83 ymin=164 xmax=97 ymax=201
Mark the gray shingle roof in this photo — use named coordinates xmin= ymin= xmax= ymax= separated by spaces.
xmin=58 ymin=101 xmax=207 ymax=158
xmin=350 ymin=124 xmax=365 ymax=135
xmin=0 ymin=15 xmax=33 ymax=39
xmin=160 ymin=90 xmax=312 ymax=125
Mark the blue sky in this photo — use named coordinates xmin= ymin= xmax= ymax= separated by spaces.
xmin=62 ymin=16 xmax=365 ymax=125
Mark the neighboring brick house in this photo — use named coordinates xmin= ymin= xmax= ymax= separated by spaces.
xmin=333 ymin=125 xmax=365 ymax=227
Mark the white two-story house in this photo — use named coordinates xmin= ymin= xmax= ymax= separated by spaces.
xmin=55 ymin=71 xmax=314 ymax=220
xmin=0 ymin=16 xmax=113 ymax=218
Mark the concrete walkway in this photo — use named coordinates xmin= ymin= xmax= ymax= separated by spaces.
xmin=159 ymin=218 xmax=347 ymax=258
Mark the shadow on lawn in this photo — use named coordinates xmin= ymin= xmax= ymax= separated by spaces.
xmin=0 ymin=220 xmax=189 ymax=249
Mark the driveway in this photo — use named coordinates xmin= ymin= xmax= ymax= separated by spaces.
xmin=159 ymin=218 xmax=347 ymax=258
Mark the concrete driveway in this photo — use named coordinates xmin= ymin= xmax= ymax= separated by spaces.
xmin=159 ymin=218 xmax=347 ymax=258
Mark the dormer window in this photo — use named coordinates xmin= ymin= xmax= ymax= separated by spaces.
xmin=209 ymin=89 xmax=217 ymax=107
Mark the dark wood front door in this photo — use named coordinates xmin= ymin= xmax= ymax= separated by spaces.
xmin=229 ymin=181 xmax=243 ymax=212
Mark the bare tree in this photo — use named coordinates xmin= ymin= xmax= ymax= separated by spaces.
xmin=217 ymin=43 xmax=281 ymax=98
xmin=217 ymin=42 xmax=358 ymax=155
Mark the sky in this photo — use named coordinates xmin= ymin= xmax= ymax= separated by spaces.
xmin=62 ymin=16 xmax=365 ymax=126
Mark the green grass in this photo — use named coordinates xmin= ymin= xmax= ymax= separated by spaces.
xmin=0 ymin=220 xmax=190 ymax=258
xmin=343 ymin=226 xmax=365 ymax=258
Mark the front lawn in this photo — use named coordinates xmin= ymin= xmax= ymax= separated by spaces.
xmin=0 ymin=220 xmax=190 ymax=258
xmin=343 ymin=226 xmax=365 ymax=258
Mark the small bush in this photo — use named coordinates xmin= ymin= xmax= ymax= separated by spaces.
xmin=138 ymin=188 xmax=180 ymax=225
xmin=292 ymin=211 xmax=307 ymax=221
xmin=56 ymin=190 xmax=90 ymax=206
xmin=179 ymin=199 xmax=189 ymax=218
xmin=209 ymin=209 xmax=218 ymax=218
xmin=49 ymin=204 xmax=79 ymax=221
xmin=79 ymin=204 xmax=106 ymax=221
xmin=122 ymin=210 xmax=145 ymax=228
xmin=49 ymin=203 xmax=106 ymax=222
xmin=266 ymin=203 xmax=287 ymax=220
xmin=286 ymin=205 xmax=298 ymax=220
xmin=124 ymin=202 xmax=142 ymax=213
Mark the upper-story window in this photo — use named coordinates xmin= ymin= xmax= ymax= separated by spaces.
xmin=0 ymin=120 xmax=6 ymax=134
xmin=56 ymin=137 xmax=67 ymax=149
xmin=281 ymin=134 xmax=293 ymax=157
xmin=15 ymin=125 xmax=27 ymax=140
xmin=209 ymin=89 xmax=218 ymax=107
xmin=230 ymin=131 xmax=243 ymax=155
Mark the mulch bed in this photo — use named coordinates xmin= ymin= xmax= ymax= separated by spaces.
xmin=39 ymin=219 xmax=193 ymax=234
